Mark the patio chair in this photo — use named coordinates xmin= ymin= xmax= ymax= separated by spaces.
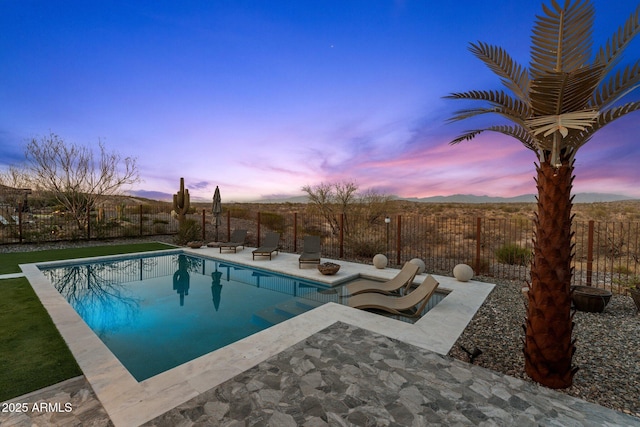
xmin=252 ymin=232 xmax=281 ymax=260
xmin=219 ymin=229 xmax=247 ymax=253
xmin=298 ymin=235 xmax=321 ymax=268
xmin=348 ymin=274 xmax=440 ymax=319
xmin=346 ymin=262 xmax=419 ymax=296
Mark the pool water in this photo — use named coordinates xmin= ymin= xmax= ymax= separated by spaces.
xmin=40 ymin=252 xmax=339 ymax=381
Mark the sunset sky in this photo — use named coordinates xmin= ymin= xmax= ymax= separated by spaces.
xmin=1 ymin=1 xmax=639 ymax=202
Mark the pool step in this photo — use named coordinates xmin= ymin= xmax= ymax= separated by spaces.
xmin=274 ymin=298 xmax=323 ymax=316
xmin=252 ymin=298 xmax=323 ymax=327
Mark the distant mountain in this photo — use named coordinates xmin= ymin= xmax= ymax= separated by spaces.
xmin=249 ymin=195 xmax=310 ymax=204
xmin=404 ymin=194 xmax=536 ymax=203
xmin=127 ymin=190 xmax=173 ymax=202
xmin=127 ymin=190 xmax=635 ymax=204
xmin=404 ymin=193 xmax=636 ymax=204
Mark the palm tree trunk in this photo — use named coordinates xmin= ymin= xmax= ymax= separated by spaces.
xmin=523 ymin=160 xmax=577 ymax=389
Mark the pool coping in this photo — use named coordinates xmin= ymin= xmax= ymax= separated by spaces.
xmin=21 ymin=247 xmax=494 ymax=427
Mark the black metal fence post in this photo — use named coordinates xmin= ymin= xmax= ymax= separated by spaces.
xmin=202 ymin=209 xmax=206 ymax=241
xmin=86 ymin=206 xmax=91 ymax=240
xmin=257 ymin=212 xmax=261 ymax=247
xmin=475 ymin=217 xmax=482 ymax=274
xmin=396 ymin=215 xmax=402 ymax=265
xmin=139 ymin=205 xmax=143 ymax=236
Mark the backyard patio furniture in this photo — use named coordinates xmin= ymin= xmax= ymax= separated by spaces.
xmin=299 ymin=235 xmax=321 ymax=268
xmin=346 ymin=262 xmax=419 ymax=296
xmin=219 ymin=229 xmax=247 ymax=253
xmin=252 ymin=232 xmax=280 ymax=260
xmin=348 ymin=274 xmax=440 ymax=319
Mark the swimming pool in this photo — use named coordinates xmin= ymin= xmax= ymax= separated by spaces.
xmin=40 ymin=252 xmax=341 ymax=381
xmin=24 ymin=249 xmax=493 ymax=426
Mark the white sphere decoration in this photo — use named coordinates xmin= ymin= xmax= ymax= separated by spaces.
xmin=453 ymin=264 xmax=474 ymax=282
xmin=373 ymin=254 xmax=388 ymax=269
xmin=409 ymin=258 xmax=426 ymax=274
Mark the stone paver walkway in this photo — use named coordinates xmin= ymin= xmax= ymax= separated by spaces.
xmin=143 ymin=322 xmax=638 ymax=427
xmin=0 ymin=376 xmax=112 ymax=427
xmin=3 ymin=322 xmax=639 ymax=426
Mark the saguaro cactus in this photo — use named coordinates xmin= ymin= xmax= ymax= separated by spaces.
xmin=172 ymin=177 xmax=190 ymax=223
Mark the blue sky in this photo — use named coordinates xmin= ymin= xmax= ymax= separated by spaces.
xmin=1 ymin=1 xmax=639 ymax=201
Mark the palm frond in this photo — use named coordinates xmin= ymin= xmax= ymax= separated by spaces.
xmin=445 ymin=90 xmax=531 ymax=121
xmin=591 ymin=60 xmax=640 ymax=108
xmin=487 ymin=124 xmax=538 ymax=151
xmin=526 ymin=110 xmax=598 ymax=138
xmin=449 ymin=125 xmax=537 ymax=152
xmin=447 ymin=107 xmax=498 ymax=123
xmin=530 ymin=0 xmax=594 ymax=77
xmin=446 ymin=0 xmax=640 ymax=163
xmin=468 ymin=42 xmax=530 ymax=102
xmin=449 ymin=130 xmax=485 ymax=145
xmin=530 ymin=65 xmax=603 ymax=115
xmin=594 ymin=4 xmax=640 ymax=75
xmin=575 ymin=102 xmax=640 ymax=146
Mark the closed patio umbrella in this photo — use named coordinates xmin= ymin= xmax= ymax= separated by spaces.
xmin=212 ymin=186 xmax=222 ymax=241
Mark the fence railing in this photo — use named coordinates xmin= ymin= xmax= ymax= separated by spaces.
xmin=0 ymin=204 xmax=180 ymax=243
xmin=2 ymin=205 xmax=639 ymax=294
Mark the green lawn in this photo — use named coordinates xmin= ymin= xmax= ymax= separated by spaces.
xmin=0 ymin=242 xmax=176 ymax=274
xmin=0 ymin=242 xmax=176 ymax=402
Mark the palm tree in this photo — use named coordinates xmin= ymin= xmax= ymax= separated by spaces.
xmin=446 ymin=0 xmax=640 ymax=389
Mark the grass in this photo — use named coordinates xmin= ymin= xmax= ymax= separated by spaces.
xmin=0 ymin=278 xmax=82 ymax=402
xmin=0 ymin=242 xmax=176 ymax=402
xmin=0 ymin=242 xmax=175 ymax=274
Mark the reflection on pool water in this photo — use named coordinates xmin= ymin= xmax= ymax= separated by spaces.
xmin=40 ymin=253 xmax=342 ymax=381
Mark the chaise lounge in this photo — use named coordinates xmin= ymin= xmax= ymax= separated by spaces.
xmin=252 ymin=232 xmax=281 ymax=260
xmin=218 ymin=229 xmax=247 ymax=253
xmin=345 ymin=262 xmax=419 ymax=296
xmin=298 ymin=235 xmax=321 ymax=268
xmin=348 ymin=274 xmax=440 ymax=319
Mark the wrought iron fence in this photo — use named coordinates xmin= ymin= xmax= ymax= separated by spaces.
xmin=0 ymin=204 xmax=179 ymax=243
xmin=2 ymin=204 xmax=639 ymax=294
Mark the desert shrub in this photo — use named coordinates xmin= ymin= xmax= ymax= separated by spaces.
xmin=174 ymin=219 xmax=201 ymax=245
xmin=260 ymin=212 xmax=285 ymax=233
xmin=228 ymin=207 xmax=251 ymax=219
xmin=153 ymin=218 xmax=169 ymax=225
xmin=495 ymin=243 xmax=531 ymax=266
xmin=153 ymin=223 xmax=167 ymax=234
xmin=463 ymin=230 xmax=477 ymax=240
xmin=139 ymin=204 xmax=156 ymax=214
xmin=122 ymin=225 xmax=139 ymax=237
xmin=513 ymin=215 xmax=533 ymax=229
xmin=584 ymin=204 xmax=610 ymax=221
xmin=500 ymin=206 xmax=519 ymax=213
xmin=92 ymin=221 xmax=114 ymax=239
xmin=613 ymin=265 xmax=634 ymax=275
xmin=302 ymin=223 xmax=324 ymax=236
xmin=473 ymin=259 xmax=491 ymax=275
xmin=346 ymin=234 xmax=386 ymax=258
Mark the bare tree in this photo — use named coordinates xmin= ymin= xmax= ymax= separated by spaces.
xmin=302 ymin=182 xmax=341 ymax=234
xmin=0 ymin=165 xmax=31 ymax=189
xmin=302 ymin=181 xmax=391 ymax=234
xmin=0 ymin=165 xmax=32 ymax=210
xmin=25 ymin=133 xmax=140 ymax=230
xmin=356 ymin=188 xmax=393 ymax=224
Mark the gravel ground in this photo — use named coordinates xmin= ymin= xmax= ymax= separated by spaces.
xmin=3 ymin=238 xmax=639 ymax=419
xmin=449 ymin=276 xmax=640 ymax=419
